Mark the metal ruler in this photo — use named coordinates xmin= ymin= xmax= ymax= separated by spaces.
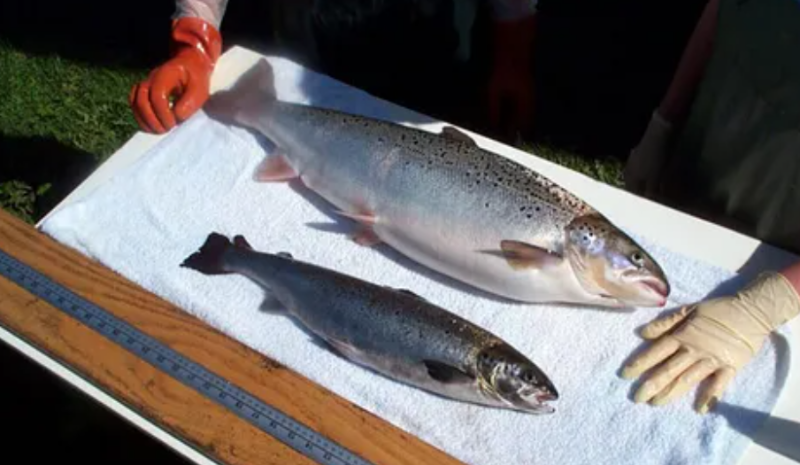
xmin=0 ymin=248 xmax=373 ymax=465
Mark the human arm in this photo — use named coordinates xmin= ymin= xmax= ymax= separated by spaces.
xmin=486 ymin=1 xmax=538 ymax=138
xmin=622 ymin=260 xmax=800 ymax=414
xmin=173 ymin=0 xmax=229 ymax=29
xmin=624 ymin=0 xmax=719 ymax=196
xmin=128 ymin=1 xmax=228 ymax=134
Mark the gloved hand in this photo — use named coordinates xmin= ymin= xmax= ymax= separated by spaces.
xmin=487 ymin=16 xmax=536 ymax=138
xmin=129 ymin=17 xmax=222 ymax=134
xmin=624 ymin=109 xmax=673 ymax=198
xmin=622 ymin=271 xmax=800 ymax=414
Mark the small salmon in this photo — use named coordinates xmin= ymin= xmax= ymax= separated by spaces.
xmin=204 ymin=59 xmax=670 ymax=309
xmin=181 ymin=232 xmax=558 ymax=414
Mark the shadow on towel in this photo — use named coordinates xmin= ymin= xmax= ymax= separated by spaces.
xmin=715 ymin=400 xmax=800 ymax=463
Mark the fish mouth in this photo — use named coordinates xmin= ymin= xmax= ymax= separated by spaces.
xmin=515 ymin=387 xmax=557 ymax=414
xmin=636 ymin=278 xmax=670 ymax=306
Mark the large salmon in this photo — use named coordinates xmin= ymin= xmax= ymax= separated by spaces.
xmin=204 ymin=59 xmax=670 ymax=309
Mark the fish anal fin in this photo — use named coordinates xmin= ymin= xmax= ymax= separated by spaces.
xmin=351 ymin=226 xmax=382 ymax=247
xmin=233 ymin=235 xmax=253 ymax=250
xmin=424 ymin=360 xmax=475 ymax=384
xmin=335 ymin=209 xmax=377 ymax=225
xmin=253 ymin=151 xmax=297 ymax=182
xmin=500 ymin=240 xmax=562 ymax=270
xmin=440 ymin=126 xmax=477 ymax=147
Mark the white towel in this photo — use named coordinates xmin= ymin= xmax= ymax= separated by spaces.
xmin=40 ymin=56 xmax=792 ymax=465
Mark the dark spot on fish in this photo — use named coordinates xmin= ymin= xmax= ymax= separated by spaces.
xmin=485 ymin=202 xmax=490 ymax=208
xmin=476 ymin=180 xmax=481 ymax=185
xmin=401 ymin=134 xmax=406 ymax=141
xmin=527 ymin=214 xmax=533 ymax=219
xmin=378 ymin=137 xmax=384 ymax=142
xmin=520 ymin=206 xmax=526 ymax=212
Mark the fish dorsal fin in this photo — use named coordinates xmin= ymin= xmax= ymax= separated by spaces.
xmin=388 ymin=287 xmax=426 ymax=300
xmin=440 ymin=126 xmax=477 ymax=147
xmin=500 ymin=240 xmax=562 ymax=270
xmin=424 ymin=360 xmax=475 ymax=384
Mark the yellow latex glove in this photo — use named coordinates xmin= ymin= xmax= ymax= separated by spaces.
xmin=622 ymin=271 xmax=800 ymax=413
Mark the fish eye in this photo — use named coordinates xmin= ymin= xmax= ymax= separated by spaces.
xmin=630 ymin=252 xmax=644 ymax=267
xmin=521 ymin=370 xmax=535 ymax=383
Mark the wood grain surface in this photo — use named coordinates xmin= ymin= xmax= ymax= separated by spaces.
xmin=0 ymin=209 xmax=463 ymax=465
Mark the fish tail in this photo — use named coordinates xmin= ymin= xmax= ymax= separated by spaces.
xmin=204 ymin=58 xmax=277 ymax=126
xmin=181 ymin=232 xmax=252 ymax=275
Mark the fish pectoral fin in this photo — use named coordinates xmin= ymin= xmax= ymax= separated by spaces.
xmin=253 ymin=151 xmax=298 ymax=182
xmin=440 ymin=126 xmax=477 ymax=147
xmin=499 ymin=240 xmax=563 ymax=270
xmin=423 ymin=360 xmax=475 ymax=384
xmin=323 ymin=337 xmax=363 ymax=362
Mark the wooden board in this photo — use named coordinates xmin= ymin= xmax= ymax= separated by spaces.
xmin=0 ymin=208 xmax=463 ymax=465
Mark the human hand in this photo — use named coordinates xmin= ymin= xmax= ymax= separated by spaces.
xmin=622 ymin=272 xmax=800 ymax=413
xmin=129 ymin=17 xmax=222 ymax=134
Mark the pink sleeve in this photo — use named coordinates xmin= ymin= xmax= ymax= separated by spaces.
xmin=488 ymin=0 xmax=538 ymax=21
xmin=174 ymin=0 xmax=230 ymax=29
xmin=780 ymin=261 xmax=800 ymax=295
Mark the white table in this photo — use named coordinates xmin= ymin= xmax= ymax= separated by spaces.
xmin=20 ymin=45 xmax=800 ymax=465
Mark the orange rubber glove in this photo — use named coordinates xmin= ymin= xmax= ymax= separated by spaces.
xmin=129 ymin=17 xmax=222 ymax=134
xmin=487 ymin=15 xmax=536 ymax=138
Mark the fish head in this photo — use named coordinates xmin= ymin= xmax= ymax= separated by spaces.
xmin=564 ymin=214 xmax=670 ymax=308
xmin=476 ymin=343 xmax=558 ymax=414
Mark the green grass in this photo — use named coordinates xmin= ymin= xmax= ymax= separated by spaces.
xmin=0 ymin=41 xmax=622 ymax=223
xmin=518 ymin=141 xmax=625 ymax=189
xmin=0 ymin=41 xmax=144 ymax=158
xmin=0 ymin=40 xmax=145 ymax=222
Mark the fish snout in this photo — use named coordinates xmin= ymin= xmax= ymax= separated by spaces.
xmin=536 ymin=391 xmax=558 ymax=403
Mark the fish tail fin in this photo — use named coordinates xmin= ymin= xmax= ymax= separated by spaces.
xmin=204 ymin=58 xmax=277 ymax=127
xmin=181 ymin=232 xmax=246 ymax=275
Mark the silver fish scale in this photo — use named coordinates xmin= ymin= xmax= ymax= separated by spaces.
xmin=275 ymin=102 xmax=595 ymax=234
xmin=241 ymin=251 xmax=497 ymax=368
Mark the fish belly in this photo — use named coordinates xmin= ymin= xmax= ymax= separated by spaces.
xmin=324 ymin=339 xmax=494 ymax=406
xmin=269 ymin=111 xmax=588 ymax=303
